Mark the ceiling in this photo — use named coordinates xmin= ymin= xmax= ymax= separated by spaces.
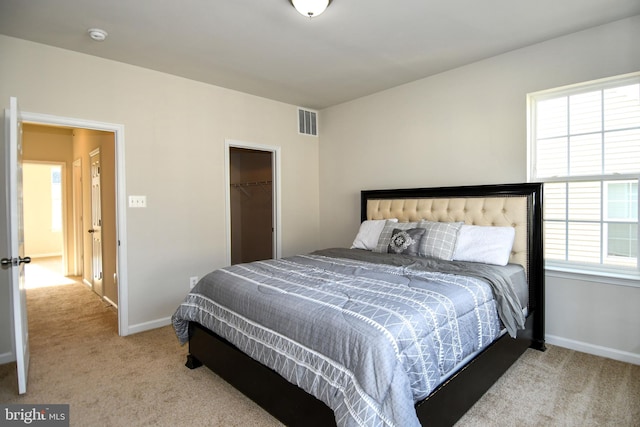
xmin=1 ymin=0 xmax=639 ymax=110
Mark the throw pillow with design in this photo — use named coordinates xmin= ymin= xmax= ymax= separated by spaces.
xmin=374 ymin=221 xmax=420 ymax=253
xmin=387 ymin=228 xmax=426 ymax=256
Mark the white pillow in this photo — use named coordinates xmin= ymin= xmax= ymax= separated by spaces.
xmin=452 ymin=224 xmax=515 ymax=266
xmin=351 ymin=219 xmax=398 ymax=250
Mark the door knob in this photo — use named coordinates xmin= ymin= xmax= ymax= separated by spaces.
xmin=88 ymin=229 xmax=95 ymax=233
xmin=1 ymin=256 xmax=31 ymax=267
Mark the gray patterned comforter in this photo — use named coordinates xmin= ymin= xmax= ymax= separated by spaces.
xmin=172 ymin=248 xmax=524 ymax=427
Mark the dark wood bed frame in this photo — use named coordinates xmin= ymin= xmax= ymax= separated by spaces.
xmin=185 ymin=183 xmax=546 ymax=427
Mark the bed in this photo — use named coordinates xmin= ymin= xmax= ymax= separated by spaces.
xmin=172 ymin=182 xmax=545 ymax=427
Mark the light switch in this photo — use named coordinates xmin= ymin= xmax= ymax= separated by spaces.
xmin=128 ymin=195 xmax=147 ymax=208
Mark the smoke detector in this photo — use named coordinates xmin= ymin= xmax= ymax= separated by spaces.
xmin=88 ymin=28 xmax=108 ymax=42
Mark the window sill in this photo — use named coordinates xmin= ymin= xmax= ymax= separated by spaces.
xmin=545 ymin=265 xmax=640 ymax=289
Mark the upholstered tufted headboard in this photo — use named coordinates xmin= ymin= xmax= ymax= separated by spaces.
xmin=361 ymin=183 xmax=544 ymax=336
xmin=365 ymin=196 xmax=529 ymax=269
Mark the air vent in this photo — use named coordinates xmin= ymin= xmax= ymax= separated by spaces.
xmin=297 ymin=108 xmax=318 ymax=136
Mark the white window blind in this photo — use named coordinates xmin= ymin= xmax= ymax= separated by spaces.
xmin=528 ymin=73 xmax=640 ymax=275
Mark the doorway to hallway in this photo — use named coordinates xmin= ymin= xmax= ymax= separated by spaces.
xmin=21 ymin=122 xmax=120 ymax=328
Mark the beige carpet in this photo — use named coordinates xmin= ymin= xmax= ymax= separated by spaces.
xmin=1 ymin=277 xmax=638 ymax=426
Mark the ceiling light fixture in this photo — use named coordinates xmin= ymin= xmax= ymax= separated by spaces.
xmin=87 ymin=28 xmax=108 ymax=42
xmin=290 ymin=0 xmax=332 ymax=18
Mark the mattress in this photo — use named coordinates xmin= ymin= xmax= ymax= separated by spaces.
xmin=172 ymin=248 xmax=527 ymax=427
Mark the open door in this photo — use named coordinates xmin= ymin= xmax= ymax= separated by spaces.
xmin=1 ymin=97 xmax=31 ymax=394
xmin=89 ymin=148 xmax=103 ymax=296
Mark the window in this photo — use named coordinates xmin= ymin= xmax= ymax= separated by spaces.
xmin=528 ymin=73 xmax=640 ymax=276
xmin=51 ymin=166 xmax=62 ymax=232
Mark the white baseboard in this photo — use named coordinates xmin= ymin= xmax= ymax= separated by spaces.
xmin=126 ymin=316 xmax=172 ymax=335
xmin=81 ymin=280 xmax=118 ymax=310
xmin=30 ymin=253 xmax=63 ymax=259
xmin=546 ymin=334 xmax=640 ymax=366
xmin=0 ymin=351 xmax=15 ymax=364
xmin=103 ymin=295 xmax=118 ymax=309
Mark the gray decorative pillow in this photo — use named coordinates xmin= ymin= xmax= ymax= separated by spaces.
xmin=374 ymin=221 xmax=420 ymax=253
xmin=388 ymin=228 xmax=425 ymax=255
xmin=351 ymin=218 xmax=398 ymax=250
xmin=417 ymin=220 xmax=463 ymax=260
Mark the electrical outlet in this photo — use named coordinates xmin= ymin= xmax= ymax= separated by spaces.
xmin=189 ymin=276 xmax=198 ymax=289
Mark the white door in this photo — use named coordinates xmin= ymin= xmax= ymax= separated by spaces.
xmin=89 ymin=149 xmax=103 ymax=296
xmin=2 ymin=97 xmax=31 ymax=394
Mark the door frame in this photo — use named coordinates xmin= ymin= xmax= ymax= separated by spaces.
xmin=21 ymin=111 xmax=129 ymax=336
xmin=224 ymin=139 xmax=281 ymax=265
xmin=72 ymin=158 xmax=83 ymax=276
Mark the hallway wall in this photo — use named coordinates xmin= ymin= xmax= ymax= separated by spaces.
xmin=72 ymin=129 xmax=117 ymax=304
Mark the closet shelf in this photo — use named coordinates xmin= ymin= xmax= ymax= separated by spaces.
xmin=231 ymin=180 xmax=272 ymax=197
xmin=231 ymin=180 xmax=272 ymax=188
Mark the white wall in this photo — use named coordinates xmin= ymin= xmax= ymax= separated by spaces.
xmin=0 ymin=35 xmax=320 ymax=356
xmin=319 ymin=16 xmax=640 ymax=363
